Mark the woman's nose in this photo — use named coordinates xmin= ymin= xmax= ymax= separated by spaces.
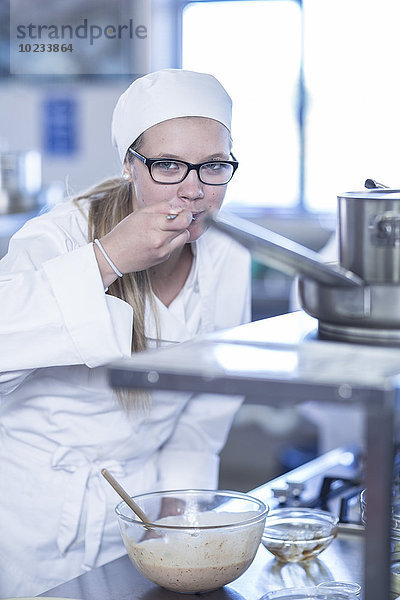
xmin=177 ymin=168 xmax=205 ymax=200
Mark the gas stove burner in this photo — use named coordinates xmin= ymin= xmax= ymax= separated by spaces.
xmin=299 ymin=277 xmax=400 ymax=347
xmin=318 ymin=320 xmax=400 ymax=347
xmin=303 ymin=475 xmax=364 ymax=524
xmin=272 ymin=473 xmax=364 ymax=526
xmin=268 ymin=446 xmax=400 ymax=531
xmin=272 ymin=482 xmax=306 ymax=506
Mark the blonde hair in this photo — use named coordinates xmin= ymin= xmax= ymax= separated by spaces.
xmin=74 ymin=136 xmax=157 ymax=410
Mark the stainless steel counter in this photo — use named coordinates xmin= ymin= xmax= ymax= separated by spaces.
xmin=41 ymin=528 xmax=363 ymax=600
xmin=106 ymin=311 xmax=400 ymax=600
xmin=41 ymin=449 xmax=364 ymax=600
xmin=108 ymin=311 xmax=400 ymax=395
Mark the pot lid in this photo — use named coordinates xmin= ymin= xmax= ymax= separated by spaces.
xmin=338 ymin=189 xmax=400 ymax=200
xmin=338 ymin=178 xmax=400 ymax=199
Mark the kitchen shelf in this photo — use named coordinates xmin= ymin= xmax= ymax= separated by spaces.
xmin=108 ymin=310 xmax=400 ymax=600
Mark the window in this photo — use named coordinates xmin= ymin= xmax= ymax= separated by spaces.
xmin=303 ymin=0 xmax=400 ymax=212
xmin=182 ymin=0 xmax=400 ymax=213
xmin=183 ymin=0 xmax=302 ymax=209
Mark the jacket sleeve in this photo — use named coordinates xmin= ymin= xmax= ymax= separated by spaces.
xmin=0 ymin=213 xmax=133 ymax=394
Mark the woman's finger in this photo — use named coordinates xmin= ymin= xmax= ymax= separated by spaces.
xmin=161 ymin=209 xmax=193 ymax=230
xmin=167 ymin=228 xmax=191 ymax=253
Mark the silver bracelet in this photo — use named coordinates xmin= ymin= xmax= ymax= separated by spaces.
xmin=94 ymin=238 xmax=123 ymax=278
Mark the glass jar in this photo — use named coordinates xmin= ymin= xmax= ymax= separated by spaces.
xmin=360 ymin=488 xmax=400 ymax=598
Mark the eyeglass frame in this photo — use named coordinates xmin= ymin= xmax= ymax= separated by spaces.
xmin=128 ymin=147 xmax=239 ymax=185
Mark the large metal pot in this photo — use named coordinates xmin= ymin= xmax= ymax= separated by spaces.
xmin=339 ymin=189 xmax=400 ymax=284
xmin=299 ymin=185 xmax=400 ymax=344
xmin=210 ymin=189 xmax=400 ymax=345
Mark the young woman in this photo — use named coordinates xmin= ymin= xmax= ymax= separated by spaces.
xmin=0 ymin=69 xmax=251 ymax=596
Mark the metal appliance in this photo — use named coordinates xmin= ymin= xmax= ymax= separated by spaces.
xmin=107 ymin=311 xmax=399 ymax=600
xmin=212 ymin=183 xmax=400 ymax=345
xmin=0 ymin=150 xmax=42 ymax=214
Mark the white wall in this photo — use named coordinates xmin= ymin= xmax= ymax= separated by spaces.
xmin=1 ymin=80 xmax=131 ymax=195
xmin=1 ymin=0 xmax=182 ymax=196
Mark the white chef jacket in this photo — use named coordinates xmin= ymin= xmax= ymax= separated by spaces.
xmin=0 ymin=198 xmax=251 ymax=596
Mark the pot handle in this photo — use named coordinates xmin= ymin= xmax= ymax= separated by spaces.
xmin=210 ymin=212 xmax=363 ymax=288
xmin=370 ymin=212 xmax=400 ymax=246
xmin=365 ymin=178 xmax=390 ymax=189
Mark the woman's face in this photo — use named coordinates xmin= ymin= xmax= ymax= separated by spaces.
xmin=125 ymin=116 xmax=232 ymax=242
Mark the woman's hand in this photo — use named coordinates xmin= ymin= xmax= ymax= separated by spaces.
xmin=139 ymin=496 xmax=186 ymax=543
xmin=93 ymin=201 xmax=192 ymax=288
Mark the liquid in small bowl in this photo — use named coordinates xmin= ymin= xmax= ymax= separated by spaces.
xmin=261 ymin=507 xmax=338 ymax=563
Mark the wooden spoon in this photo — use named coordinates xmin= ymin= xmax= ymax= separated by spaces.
xmin=101 ymin=468 xmax=151 ymax=524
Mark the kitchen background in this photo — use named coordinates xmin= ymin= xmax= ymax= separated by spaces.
xmin=1 ymin=0 xmax=397 ymax=491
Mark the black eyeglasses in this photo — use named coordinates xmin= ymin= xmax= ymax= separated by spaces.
xmin=128 ymin=148 xmax=239 ymax=185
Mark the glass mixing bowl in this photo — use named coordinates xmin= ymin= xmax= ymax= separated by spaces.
xmin=115 ymin=489 xmax=268 ymax=593
xmin=261 ymin=507 xmax=339 ymax=563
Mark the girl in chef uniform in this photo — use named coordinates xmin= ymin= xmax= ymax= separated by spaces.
xmin=0 ymin=69 xmax=251 ymax=596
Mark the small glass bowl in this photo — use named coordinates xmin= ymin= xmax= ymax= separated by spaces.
xmin=261 ymin=507 xmax=339 ymax=563
xmin=360 ymin=488 xmax=400 ymax=533
xmin=260 ymin=588 xmax=359 ymax=600
xmin=359 ymin=488 xmax=367 ymax=525
xmin=317 ymin=581 xmax=361 ymax=595
xmin=362 ymin=488 xmax=400 ymax=597
xmin=116 ymin=489 xmax=268 ymax=593
xmin=391 ymin=556 xmax=400 ymax=596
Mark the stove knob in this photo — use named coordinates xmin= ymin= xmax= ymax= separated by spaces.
xmin=272 ymin=487 xmax=292 ymax=504
xmin=286 ymin=481 xmax=306 ymax=498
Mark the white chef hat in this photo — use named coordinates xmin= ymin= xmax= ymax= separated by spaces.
xmin=111 ymin=69 xmax=232 ymax=164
